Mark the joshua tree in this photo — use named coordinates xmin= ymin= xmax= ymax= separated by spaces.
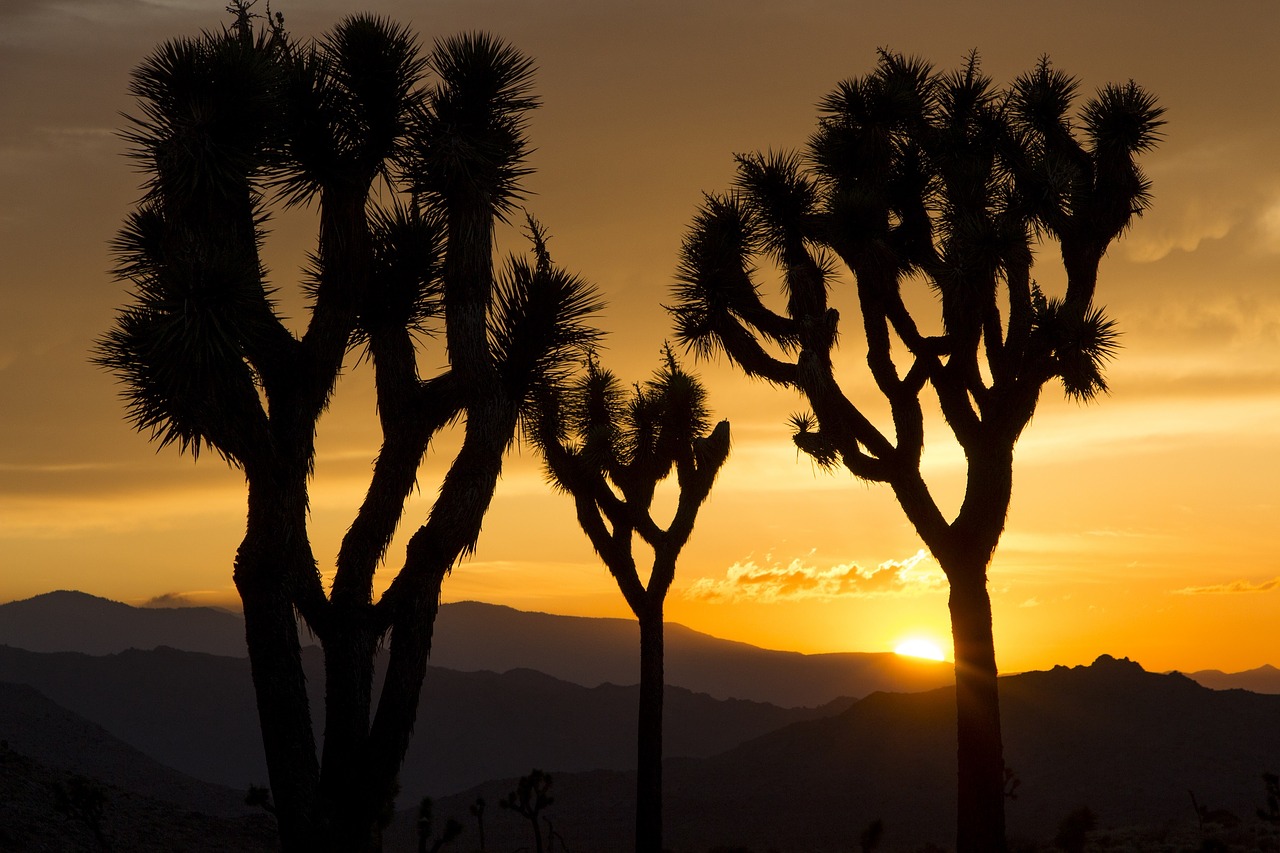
xmin=1052 ymin=805 xmax=1095 ymax=853
xmin=1258 ymin=772 xmax=1280 ymax=824
xmin=469 ymin=796 xmax=487 ymax=851
xmin=95 ymin=6 xmax=600 ymax=851
xmin=499 ymin=769 xmax=555 ymax=853
xmin=531 ymin=347 xmax=730 ymax=853
xmin=54 ymin=774 xmax=110 ymax=850
xmin=670 ymin=51 xmax=1162 ymax=852
xmin=416 ymin=797 xmax=462 ymax=853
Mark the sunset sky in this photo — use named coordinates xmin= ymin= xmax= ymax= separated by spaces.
xmin=1 ymin=0 xmax=1277 ymax=676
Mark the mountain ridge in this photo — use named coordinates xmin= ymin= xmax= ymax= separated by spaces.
xmin=4 ymin=590 xmax=1277 ymax=702
xmin=0 ymin=590 xmax=951 ymax=706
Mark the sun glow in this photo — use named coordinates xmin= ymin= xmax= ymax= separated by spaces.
xmin=894 ymin=637 xmax=947 ymax=661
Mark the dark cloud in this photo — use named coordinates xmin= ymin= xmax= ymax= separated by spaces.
xmin=141 ymin=592 xmax=198 ymax=607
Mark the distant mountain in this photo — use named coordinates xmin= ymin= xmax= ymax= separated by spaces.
xmin=0 ymin=682 xmax=275 ymax=852
xmin=0 ymin=644 xmax=268 ymax=788
xmin=431 ymin=600 xmax=952 ymax=706
xmin=0 ymin=590 xmax=248 ymax=657
xmin=0 ymin=591 xmax=952 ymax=706
xmin=1185 ymin=663 xmax=1280 ymax=694
xmin=0 ymin=644 xmax=849 ymax=803
xmin=0 ymin=680 xmax=251 ymax=817
xmin=430 ymin=656 xmax=1280 ymax=852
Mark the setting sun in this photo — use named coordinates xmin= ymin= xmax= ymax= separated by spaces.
xmin=895 ymin=638 xmax=947 ymax=661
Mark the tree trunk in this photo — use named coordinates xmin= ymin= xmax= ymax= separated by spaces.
xmin=636 ymin=605 xmax=664 ymax=853
xmin=320 ymin=618 xmax=381 ymax=853
xmin=234 ymin=477 xmax=321 ymax=852
xmin=946 ymin=561 xmax=1007 ymax=853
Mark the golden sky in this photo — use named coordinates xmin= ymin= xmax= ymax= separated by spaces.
xmin=1 ymin=0 xmax=1277 ymax=675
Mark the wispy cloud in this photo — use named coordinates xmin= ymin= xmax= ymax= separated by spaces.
xmin=141 ymin=591 xmax=212 ymax=608
xmin=683 ymin=549 xmax=946 ymax=603
xmin=1173 ymin=577 xmax=1280 ymax=595
xmin=1123 ymin=205 xmax=1235 ymax=263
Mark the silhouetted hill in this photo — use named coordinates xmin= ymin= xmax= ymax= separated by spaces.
xmin=0 ymin=682 xmax=275 ymax=851
xmin=0 ymin=644 xmax=847 ymax=804
xmin=0 ymin=645 xmax=267 ymax=788
xmin=431 ymin=656 xmax=1280 ymax=852
xmin=0 ymin=591 xmax=952 ymax=706
xmin=0 ymin=590 xmax=249 ymax=656
xmin=403 ymin=664 xmax=854 ymax=797
xmin=431 ymin=600 xmax=952 ymax=706
xmin=0 ymin=680 xmax=252 ymax=817
xmin=1186 ymin=663 xmax=1280 ymax=694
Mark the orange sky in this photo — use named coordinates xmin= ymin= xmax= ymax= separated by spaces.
xmin=1 ymin=0 xmax=1277 ymax=675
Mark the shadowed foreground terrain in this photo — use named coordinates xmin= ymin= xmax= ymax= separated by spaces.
xmin=421 ymin=657 xmax=1280 ymax=852
xmin=5 ymin=594 xmax=1280 ymax=851
xmin=6 ymin=656 xmax=1279 ymax=851
xmin=0 ymin=682 xmax=274 ymax=851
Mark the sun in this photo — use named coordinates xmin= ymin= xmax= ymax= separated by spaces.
xmin=894 ymin=637 xmax=947 ymax=661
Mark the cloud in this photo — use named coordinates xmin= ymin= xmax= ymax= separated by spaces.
xmin=683 ymin=549 xmax=946 ymax=603
xmin=140 ymin=592 xmax=199 ymax=607
xmin=1259 ymin=198 xmax=1280 ymax=253
xmin=1173 ymin=577 xmax=1280 ymax=595
xmin=1122 ymin=207 xmax=1235 ymax=264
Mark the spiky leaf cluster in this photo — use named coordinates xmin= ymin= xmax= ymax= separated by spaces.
xmin=491 ymin=250 xmax=605 ymax=414
xmin=123 ymin=25 xmax=285 ymax=208
xmin=355 ymin=202 xmax=445 ymax=342
xmin=408 ymin=33 xmax=539 ymax=221
xmin=276 ymin=15 xmax=427 ymax=202
xmin=540 ymin=352 xmax=716 ymax=502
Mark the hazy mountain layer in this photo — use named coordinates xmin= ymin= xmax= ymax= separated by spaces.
xmin=0 ymin=644 xmax=850 ymax=803
xmin=0 ymin=590 xmax=953 ymax=706
xmin=1184 ymin=663 xmax=1280 ymax=694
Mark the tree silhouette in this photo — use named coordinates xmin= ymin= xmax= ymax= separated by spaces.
xmin=499 ymin=769 xmax=555 ymax=853
xmin=95 ymin=6 xmax=600 ymax=851
xmin=469 ymin=796 xmax=488 ymax=851
xmin=670 ymin=51 xmax=1162 ymax=853
xmin=1052 ymin=805 xmax=1095 ymax=853
xmin=416 ymin=797 xmax=462 ymax=853
xmin=531 ymin=348 xmax=730 ymax=853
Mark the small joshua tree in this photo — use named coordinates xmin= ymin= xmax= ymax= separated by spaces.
xmin=531 ymin=348 xmax=730 ymax=853
xmin=469 ymin=796 xmax=487 ymax=851
xmin=499 ymin=769 xmax=555 ymax=853
xmin=416 ymin=797 xmax=462 ymax=853
xmin=1052 ymin=806 xmax=1095 ymax=853
xmin=54 ymin=775 xmax=110 ymax=850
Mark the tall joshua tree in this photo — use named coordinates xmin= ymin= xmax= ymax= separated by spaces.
xmin=531 ymin=346 xmax=730 ymax=853
xmin=95 ymin=7 xmax=600 ymax=852
xmin=670 ymin=52 xmax=1162 ymax=852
